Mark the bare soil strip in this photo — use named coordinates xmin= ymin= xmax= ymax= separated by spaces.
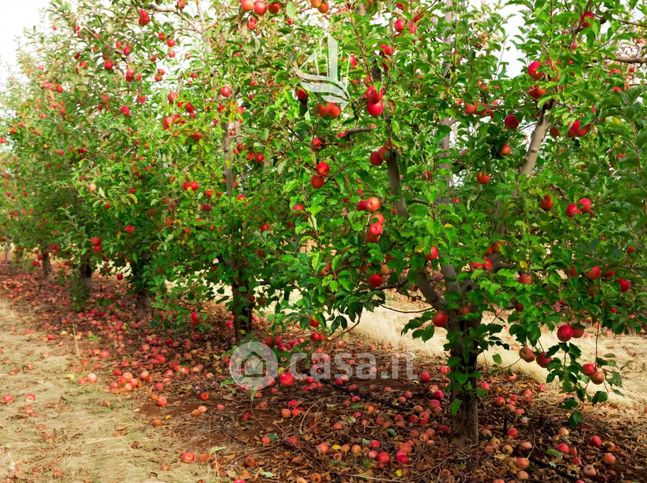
xmin=0 ymin=301 xmax=208 ymax=483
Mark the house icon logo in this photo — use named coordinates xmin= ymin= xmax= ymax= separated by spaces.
xmin=229 ymin=341 xmax=278 ymax=391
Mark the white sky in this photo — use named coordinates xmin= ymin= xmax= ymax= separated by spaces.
xmin=0 ymin=0 xmax=50 ymax=85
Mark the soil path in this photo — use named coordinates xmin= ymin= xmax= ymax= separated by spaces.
xmin=0 ymin=300 xmax=211 ymax=483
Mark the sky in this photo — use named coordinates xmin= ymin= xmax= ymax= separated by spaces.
xmin=0 ymin=0 xmax=50 ymax=85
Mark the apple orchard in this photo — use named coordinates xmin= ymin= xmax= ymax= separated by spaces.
xmin=0 ymin=0 xmax=646 ymax=469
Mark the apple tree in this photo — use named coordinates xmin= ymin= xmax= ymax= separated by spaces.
xmin=270 ymin=0 xmax=646 ymax=443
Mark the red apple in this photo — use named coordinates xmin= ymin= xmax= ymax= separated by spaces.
xmin=565 ymin=203 xmax=580 ymax=218
xmin=432 ymin=311 xmax=448 ymax=328
xmin=311 ymin=175 xmax=325 ymax=189
xmin=527 ymin=60 xmax=543 ymax=80
xmin=589 ymin=435 xmax=603 ymax=447
xmin=138 ymin=9 xmax=151 ymax=26
xmin=369 ymin=273 xmax=383 ymax=288
xmin=366 ymin=197 xmax=381 ymax=212
xmin=365 ymin=86 xmax=384 ymax=104
xmin=516 ymin=457 xmax=530 ymax=470
xmin=504 ymin=114 xmax=520 ymax=129
xmin=180 ymin=452 xmax=195 ymax=463
xmin=580 ymin=11 xmax=595 ymax=28
xmin=616 ymin=278 xmax=631 ymax=292
xmin=540 ymin=194 xmax=554 ymax=211
xmin=572 ymin=325 xmax=585 ymax=338
xmin=476 ymin=172 xmax=490 ymax=185
xmin=586 ymin=266 xmax=601 ymax=280
xmin=578 ymin=197 xmax=592 ymax=213
xmin=367 ymin=101 xmax=384 ymax=117
xmin=368 ymin=223 xmax=383 ymax=237
xmin=316 ymin=162 xmax=330 ymax=176
xmin=557 ymin=324 xmax=573 ymax=342
xmin=519 ymin=347 xmax=535 ymax=362
xmin=380 ymin=44 xmax=394 ymax=56
xmin=518 ymin=273 xmax=533 ymax=285
xmin=254 ymin=1 xmax=267 ymax=15
xmin=528 ymin=85 xmax=546 ymax=99
xmin=590 ymin=369 xmax=605 ymax=384
xmin=536 ymin=352 xmax=552 ymax=368
xmin=279 ymin=371 xmax=295 ymax=386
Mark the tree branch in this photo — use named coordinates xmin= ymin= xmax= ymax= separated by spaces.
xmin=519 ymin=103 xmax=552 ymax=176
xmin=386 ymin=151 xmax=453 ymax=309
xmin=613 ymin=56 xmax=647 ymax=64
xmin=386 ymin=155 xmax=409 ymax=218
xmin=338 ymin=126 xmax=376 ymax=138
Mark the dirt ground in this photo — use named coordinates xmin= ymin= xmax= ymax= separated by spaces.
xmin=0 ymin=301 xmax=214 ymax=483
xmin=1 ymin=270 xmax=646 ymax=483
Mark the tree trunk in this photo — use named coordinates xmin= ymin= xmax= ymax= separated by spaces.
xmin=232 ymin=281 xmax=254 ymax=343
xmin=41 ymin=246 xmax=51 ymax=278
xmin=130 ymin=255 xmax=151 ymax=315
xmin=79 ymin=256 xmax=93 ymax=294
xmin=70 ymin=255 xmax=93 ymax=310
xmin=449 ymin=315 xmax=482 ymax=446
xmin=450 ymin=349 xmax=480 ymax=446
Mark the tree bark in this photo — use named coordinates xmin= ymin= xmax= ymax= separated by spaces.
xmin=450 ymin=317 xmax=481 ymax=445
xmin=232 ymin=281 xmax=254 ymax=343
xmin=41 ymin=246 xmax=51 ymax=278
xmin=520 ymin=105 xmax=551 ymax=176
xmin=130 ymin=255 xmax=152 ymax=314
xmin=79 ymin=256 xmax=93 ymax=293
xmin=452 ymin=378 xmax=479 ymax=445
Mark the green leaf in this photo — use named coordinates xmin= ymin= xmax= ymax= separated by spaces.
xmin=286 ymin=1 xmax=297 ymax=18
xmin=450 ymin=399 xmax=462 ymax=416
xmin=568 ymin=411 xmax=583 ymax=427
xmin=591 ymin=391 xmax=608 ymax=404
